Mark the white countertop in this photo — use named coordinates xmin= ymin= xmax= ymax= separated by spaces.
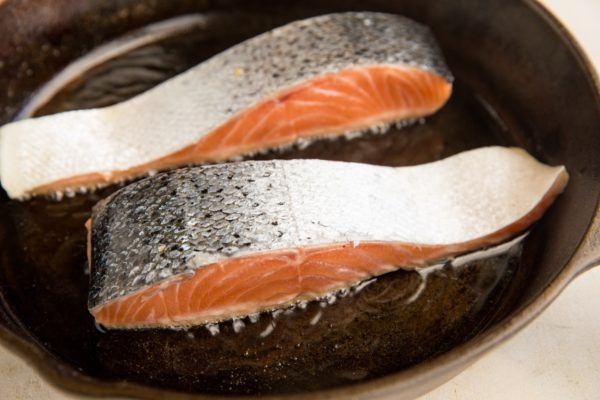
xmin=1 ymin=0 xmax=599 ymax=399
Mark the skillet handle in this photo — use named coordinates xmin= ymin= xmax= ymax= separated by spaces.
xmin=568 ymin=205 xmax=600 ymax=276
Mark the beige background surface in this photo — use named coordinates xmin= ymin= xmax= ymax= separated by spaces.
xmin=1 ymin=0 xmax=599 ymax=399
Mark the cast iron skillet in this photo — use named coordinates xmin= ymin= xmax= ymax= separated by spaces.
xmin=0 ymin=0 xmax=599 ymax=399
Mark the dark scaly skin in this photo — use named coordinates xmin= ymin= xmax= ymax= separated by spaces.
xmin=211 ymin=11 xmax=454 ymax=114
xmin=89 ymin=162 xmax=297 ymax=308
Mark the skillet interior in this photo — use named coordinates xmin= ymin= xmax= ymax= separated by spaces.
xmin=0 ymin=0 xmax=598 ymax=398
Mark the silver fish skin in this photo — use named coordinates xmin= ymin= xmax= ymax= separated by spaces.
xmin=1 ymin=12 xmax=452 ymax=199
xmin=88 ymin=147 xmax=567 ymax=310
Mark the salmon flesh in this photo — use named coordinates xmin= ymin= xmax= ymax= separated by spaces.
xmin=87 ymin=147 xmax=568 ymax=329
xmin=0 ymin=12 xmax=452 ymax=199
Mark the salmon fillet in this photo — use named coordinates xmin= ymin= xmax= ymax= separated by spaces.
xmin=0 ymin=12 xmax=452 ymax=199
xmin=87 ymin=147 xmax=568 ymax=329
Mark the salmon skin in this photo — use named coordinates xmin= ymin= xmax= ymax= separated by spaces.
xmin=87 ymin=147 xmax=568 ymax=329
xmin=0 ymin=12 xmax=452 ymax=200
